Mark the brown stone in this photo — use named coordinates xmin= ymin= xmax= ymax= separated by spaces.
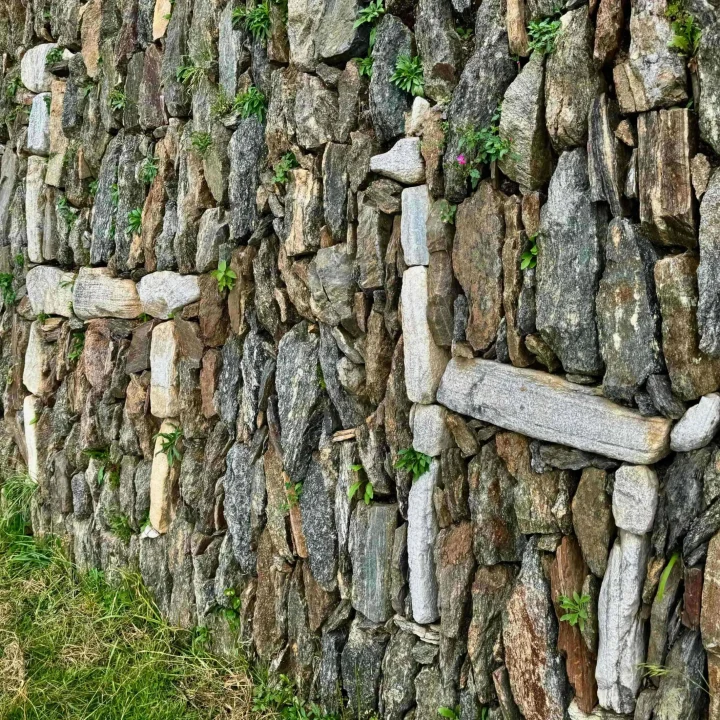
xmin=709 ymin=652 xmax=720 ymax=720
xmin=81 ymin=0 xmax=102 ymax=78
xmin=228 ymin=246 xmax=257 ymax=337
xmin=302 ymin=560 xmax=338 ymax=632
xmin=701 ymin=532 xmax=720 ymax=652
xmin=594 ymin=0 xmax=625 ymax=65
xmin=427 ymin=250 xmax=456 ymax=349
xmin=521 ymin=191 xmax=541 ymax=238
xmin=638 ymin=109 xmax=697 ymax=248
xmin=127 ymin=321 xmax=156 ymax=375
xmin=445 ymin=413 xmax=479 ymax=458
xmin=453 ymin=181 xmax=506 ymax=352
xmin=549 ymin=536 xmax=598 ymax=713
xmin=419 ymin=105 xmax=446 ymax=199
xmin=365 ymin=308 xmax=393 ymax=406
xmin=435 ymin=521 xmax=475 ymax=639
xmin=682 ymin=566 xmax=704 ymax=631
xmin=572 ymin=468 xmax=614 ymax=578
xmin=655 ymin=253 xmax=720 ymax=401
xmin=200 ymin=350 xmax=220 ymax=419
xmin=198 ymin=275 xmax=229 ymax=348
xmin=507 ymin=0 xmax=529 ymax=56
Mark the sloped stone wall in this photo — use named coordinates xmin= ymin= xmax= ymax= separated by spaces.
xmin=1 ymin=0 xmax=720 ymax=716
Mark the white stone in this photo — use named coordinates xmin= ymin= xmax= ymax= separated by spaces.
xmin=23 ymin=321 xmax=55 ymax=396
xmin=26 ymin=156 xmax=47 ymax=264
xmin=405 ymin=96 xmax=431 ymax=136
xmin=401 ymin=266 xmax=450 ymax=404
xmin=137 ymin=271 xmax=201 ymax=319
xmin=567 ymin=699 xmax=628 ymax=719
xmin=670 ymin=393 xmax=720 ymax=452
xmin=370 ymin=138 xmax=426 ymax=185
xmin=20 ymin=43 xmax=57 ymax=93
xmin=411 ymin=404 xmax=455 ymax=457
xmin=26 ymin=265 xmax=75 ymax=318
xmin=408 ymin=459 xmax=440 ymax=624
xmin=437 ymin=359 xmax=672 ymax=464
xmin=149 ymin=418 xmax=180 ymax=533
xmin=612 ymin=465 xmax=659 ymax=535
xmin=27 ymin=93 xmax=51 ymax=156
xmin=72 ymin=267 xmax=143 ymax=320
xmin=597 ymin=530 xmax=650 ymax=714
xmin=150 ymin=321 xmax=180 ymax=418
xmin=400 ymin=185 xmax=430 ymax=266
xmin=24 ymin=394 xmax=43 ymax=481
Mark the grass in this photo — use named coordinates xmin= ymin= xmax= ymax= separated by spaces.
xmin=0 ymin=468 xmax=322 ymax=720
xmin=233 ymin=86 xmax=267 ymax=122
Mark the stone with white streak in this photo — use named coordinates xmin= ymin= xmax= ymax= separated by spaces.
xmin=612 ymin=465 xmax=658 ymax=534
xmin=26 ymin=266 xmax=76 ymax=318
xmin=73 ymin=268 xmax=143 ymax=320
xmin=401 ymin=266 xmax=450 ymax=404
xmin=137 ymin=271 xmax=201 ymax=319
xmin=400 ymin=185 xmax=430 ymax=266
xmin=150 ymin=322 xmax=180 ymax=418
xmin=411 ymin=404 xmax=455 ymax=457
xmin=20 ymin=44 xmax=58 ymax=93
xmin=24 ymin=395 xmax=43 ymax=482
xmin=407 ymin=460 xmax=440 ymax=624
xmin=23 ymin=321 xmax=56 ymax=396
xmin=27 ymin=94 xmax=51 ymax=156
xmin=149 ymin=418 xmax=180 ymax=533
xmin=370 ymin=138 xmax=426 ymax=185
xmin=596 ymin=530 xmax=650 ymax=714
xmin=670 ymin=393 xmax=720 ymax=452
xmin=437 ymin=359 xmax=672 ymax=464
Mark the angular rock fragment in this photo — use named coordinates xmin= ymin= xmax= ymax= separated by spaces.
xmin=698 ymin=24 xmax=720 ymax=155
xmin=435 ymin=520 xmax=474 ymax=638
xmin=545 ymin=8 xmax=606 ymax=151
xmin=295 ymin=72 xmax=339 ymax=150
xmin=401 ymin=266 xmax=450 ymax=404
xmin=573 ymin=468 xmax=615 ymax=578
xmin=670 ymin=393 xmax=720 ymax=452
xmin=697 ymin=170 xmax=720 ymax=356
xmin=438 ymin=359 xmax=672 ymax=464
xmin=370 ymin=138 xmax=426 ymax=185
xmin=381 ymin=631 xmax=420 ymax=720
xmin=73 ymin=268 xmax=143 ymax=320
xmin=400 ymin=185 xmax=430 ymax=266
xmin=498 ymin=52 xmax=552 ymax=191
xmin=149 ymin=419 xmax=180 ymax=533
xmin=655 ymin=253 xmax=720 ymax=401
xmin=536 ymin=148 xmax=606 ymax=376
xmin=637 ymin=109 xmax=696 ymax=248
xmin=596 ymin=219 xmax=663 ymax=402
xmin=503 ymin=538 xmax=570 ymax=720
xmin=27 ymin=93 xmax=51 ymax=156
xmin=613 ymin=0 xmax=688 ymax=114
xmin=412 ymin=404 xmax=455 ymax=457
xmin=612 ymin=464 xmax=659 ymax=535
xmin=26 ymin=266 xmax=76 ymax=319
xmin=20 ymin=44 xmax=57 ymax=93
xmin=137 ymin=272 xmax=201 ymax=319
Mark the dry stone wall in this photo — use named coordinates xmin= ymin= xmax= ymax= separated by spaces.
xmin=1 ymin=0 xmax=720 ymax=715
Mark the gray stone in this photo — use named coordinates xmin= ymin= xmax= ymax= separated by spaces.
xmin=498 ymin=52 xmax=552 ymax=191
xmin=370 ymin=138 xmax=426 ymax=185
xmin=368 ymin=15 xmax=414 ymax=144
xmin=442 ymin=0 xmax=516 ymax=201
xmin=27 ymin=93 xmax=51 ymax=155
xmin=26 ymin=265 xmax=76 ymax=318
xmin=654 ymin=629 xmax=706 ymax=720
xmin=356 ymin=191 xmax=392 ymax=290
xmin=381 ymin=631 xmax=420 ymax=720
xmin=295 ymin=72 xmax=338 ymax=150
xmin=400 ymin=185 xmax=430 ymax=266
xmin=612 ymin=465 xmax=659 ymax=535
xmin=408 ymin=460 xmax=440 ymax=624
xmin=573 ymin=468 xmax=615 ymax=578
xmin=596 ymin=219 xmax=663 ymax=402
xmin=322 ymin=143 xmax=349 ymax=243
xmin=411 ymin=404 xmax=455 ymax=457
xmin=697 ymin=170 xmax=720 ymax=356
xmin=195 ymin=208 xmax=229 ymax=273
xmin=73 ymin=268 xmax=143 ymax=320
xmin=596 ymin=530 xmax=650 ymax=714
xmin=698 ymin=24 xmax=720 ymax=155
xmin=545 ymin=8 xmax=606 ymax=151
xmin=137 ymin=272 xmax=201 ymax=319
xmin=437 ymin=359 xmax=672 ymax=464
xmin=285 ymin=168 xmax=323 ymax=257
xmin=350 ymin=502 xmax=398 ymax=623
xmin=670 ymin=393 xmax=720 ymax=451
xmin=228 ymin=118 xmax=265 ymax=240
xmin=277 ymin=322 xmax=324 ymax=483
xmin=536 ymin=148 xmax=607 ymax=376
xmin=308 ymin=244 xmax=355 ymax=327
xmin=20 ymin=43 xmax=57 ymax=93
xmin=299 ymin=456 xmax=337 ymax=591
xmin=613 ymin=0 xmax=688 ymax=114
xmin=317 ymin=0 xmax=368 ymax=63
xmin=503 ymin=538 xmax=570 ymax=720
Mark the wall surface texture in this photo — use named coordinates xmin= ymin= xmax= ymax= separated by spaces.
xmin=1 ymin=0 xmax=720 ymax=715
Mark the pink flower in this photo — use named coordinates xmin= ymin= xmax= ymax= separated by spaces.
xmin=456 ymin=154 xmax=466 ymax=165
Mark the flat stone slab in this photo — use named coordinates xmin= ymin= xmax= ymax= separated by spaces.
xmin=670 ymin=393 xmax=720 ymax=452
xmin=436 ymin=359 xmax=672 ymax=464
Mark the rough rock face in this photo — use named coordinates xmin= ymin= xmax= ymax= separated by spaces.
xmin=6 ymin=0 xmax=720 ymax=714
xmin=536 ymin=148 xmax=607 ymax=376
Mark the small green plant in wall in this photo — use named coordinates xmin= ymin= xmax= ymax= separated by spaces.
xmin=83 ymin=448 xmax=119 ymax=487
xmin=656 ymin=552 xmax=680 ymax=602
xmin=665 ymin=2 xmax=701 ymax=56
xmin=127 ymin=208 xmax=143 ymax=234
xmin=527 ymin=17 xmax=562 ymax=55
xmin=211 ymin=260 xmax=237 ymax=292
xmin=107 ymin=511 xmax=134 ymax=543
xmin=0 ymin=273 xmax=16 ymax=308
xmin=68 ymin=331 xmax=85 ymax=362
xmin=439 ymin=200 xmax=456 ymax=225
xmin=358 ymin=53 xmax=373 ymax=78
xmin=521 ymin=233 xmax=538 ymax=270
xmin=456 ymin=106 xmax=512 ymax=189
xmin=219 ymin=587 xmax=243 ymax=629
xmin=354 ymin=0 xmax=384 ymax=48
xmin=438 ymin=707 xmax=460 ymax=720
xmin=272 ymin=152 xmax=299 ymax=185
xmin=348 ymin=464 xmax=374 ymax=505
xmin=233 ymin=1 xmax=272 ymax=43
xmin=191 ymin=131 xmax=213 ymax=155
xmin=45 ymin=47 xmax=64 ymax=67
xmin=56 ymin=196 xmax=78 ymax=228
xmin=108 ymin=88 xmax=126 ymax=111
xmin=395 ymin=447 xmax=431 ymax=481
xmin=140 ymin=156 xmax=159 ymax=184
xmin=283 ymin=479 xmax=303 ymax=510
xmin=233 ymin=85 xmax=267 ymax=122
xmin=558 ymin=591 xmax=590 ymax=631
xmin=154 ymin=425 xmax=183 ymax=467
xmin=390 ymin=54 xmax=424 ymax=97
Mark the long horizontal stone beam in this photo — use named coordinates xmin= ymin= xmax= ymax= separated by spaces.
xmin=437 ymin=359 xmax=672 ymax=464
